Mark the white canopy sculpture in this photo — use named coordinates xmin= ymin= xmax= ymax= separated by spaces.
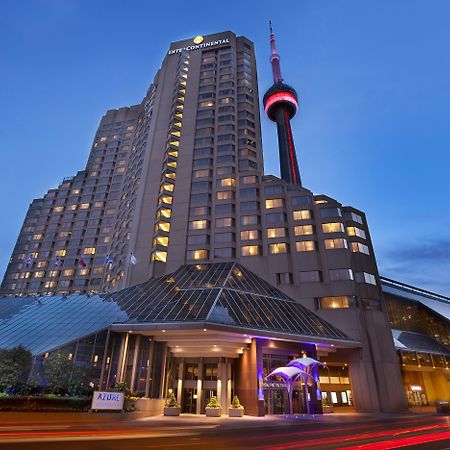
xmin=266 ymin=357 xmax=325 ymax=415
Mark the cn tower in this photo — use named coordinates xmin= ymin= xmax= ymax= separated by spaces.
xmin=263 ymin=22 xmax=302 ymax=186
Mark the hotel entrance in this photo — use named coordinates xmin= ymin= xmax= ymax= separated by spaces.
xmin=182 ymin=388 xmax=197 ymax=413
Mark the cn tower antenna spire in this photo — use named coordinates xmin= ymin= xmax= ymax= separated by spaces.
xmin=263 ymin=21 xmax=302 ymax=186
xmin=269 ymin=20 xmax=283 ymax=84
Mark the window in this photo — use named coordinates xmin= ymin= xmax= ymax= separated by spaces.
xmin=158 ymin=208 xmax=172 ymax=219
xmin=160 ymin=195 xmax=173 ymax=205
xmin=347 ymin=227 xmax=367 ymax=239
xmin=345 ymin=212 xmax=363 ymax=224
xmin=215 ymin=204 xmax=234 ymax=215
xmin=152 ymin=250 xmax=167 ymax=262
xmin=241 ymin=245 xmax=260 ymax=256
xmin=322 ymin=223 xmax=345 ymax=233
xmin=265 ymin=198 xmax=284 ymax=209
xmin=214 ymin=247 xmax=234 ymax=258
xmin=187 ymin=235 xmax=209 ymax=245
xmin=355 ymin=272 xmax=377 ymax=285
xmin=189 ymin=220 xmax=208 ymax=230
xmin=187 ymin=249 xmax=208 ymax=260
xmin=264 ymin=185 xmax=284 ymax=195
xmin=241 ymin=175 xmax=257 ymax=184
xmin=193 ymin=169 xmax=210 ymax=178
xmin=240 ymin=201 xmax=258 ymax=211
xmin=217 ymin=191 xmax=234 ymax=200
xmin=269 ymin=243 xmax=288 ymax=254
xmin=215 ymin=217 xmax=233 ymax=228
xmin=218 ymin=178 xmax=235 ymax=187
xmin=203 ymin=363 xmax=218 ymax=381
xmin=190 ymin=206 xmax=209 ymax=216
xmin=318 ymin=296 xmax=353 ymax=309
xmin=296 ymin=241 xmax=316 ymax=252
xmin=267 ymin=228 xmax=286 ymax=238
xmin=55 ymin=249 xmax=67 ymax=257
xmin=83 ymin=247 xmax=96 ymax=255
xmin=293 ymin=210 xmax=311 ymax=220
xmin=266 ymin=213 xmax=285 ymax=224
xmin=320 ymin=207 xmax=342 ymax=218
xmin=329 ymin=269 xmax=354 ymax=281
xmin=185 ymin=363 xmax=199 ymax=380
xmin=277 ymin=272 xmax=293 ymax=285
xmin=153 ymin=236 xmax=169 ymax=247
xmin=240 ymin=187 xmax=257 ymax=198
xmin=351 ymin=242 xmax=370 ymax=255
xmin=78 ymin=268 xmax=90 ymax=276
xmin=241 ymin=215 xmax=258 ymax=226
xmin=156 ymin=222 xmax=171 ymax=232
xmin=294 ymin=225 xmax=314 ymax=236
xmin=190 ymin=193 xmax=210 ymax=203
xmin=215 ymin=232 xmax=234 ymax=243
xmin=299 ymin=271 xmax=321 ymax=282
xmin=361 ymin=298 xmax=382 ymax=311
xmin=34 ymin=271 xmax=45 ymax=278
xmin=240 ymin=230 xmax=259 ymax=240
xmin=291 ymin=196 xmax=312 ymax=206
xmin=324 ymin=238 xmax=348 ymax=249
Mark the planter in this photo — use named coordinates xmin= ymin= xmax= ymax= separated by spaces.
xmin=205 ymin=407 xmax=221 ymax=417
xmin=322 ymin=405 xmax=334 ymax=413
xmin=228 ymin=407 xmax=244 ymax=417
xmin=164 ymin=406 xmax=181 ymax=416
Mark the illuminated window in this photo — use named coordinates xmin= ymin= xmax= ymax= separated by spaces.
xmin=199 ymin=101 xmax=214 ymax=108
xmin=159 ymin=195 xmax=173 ymax=205
xmin=153 ymin=236 xmax=169 ymax=247
xmin=94 ymin=202 xmax=104 ymax=208
xmin=165 ymin=171 xmax=176 ymax=180
xmin=79 ymin=268 xmax=90 ymax=276
xmin=158 ymin=209 xmax=172 ymax=219
xmin=53 ymin=206 xmax=64 ymax=213
xmin=156 ymin=222 xmax=171 ymax=232
xmin=241 ymin=215 xmax=258 ymax=226
xmin=347 ymin=226 xmax=366 ymax=239
xmin=314 ymin=199 xmax=328 ymax=204
xmin=48 ymin=270 xmax=60 ymax=278
xmin=63 ymin=269 xmax=75 ymax=277
xmin=161 ymin=183 xmax=175 ymax=192
xmin=215 ymin=217 xmax=233 ymax=228
xmin=269 ymin=243 xmax=288 ymax=254
xmin=193 ymin=169 xmax=210 ymax=178
xmin=324 ymin=238 xmax=348 ymax=250
xmin=322 ymin=222 xmax=345 ymax=233
xmin=241 ymin=175 xmax=257 ymax=184
xmin=83 ymin=247 xmax=96 ymax=255
xmin=265 ymin=198 xmax=284 ymax=209
xmin=217 ymin=191 xmax=234 ymax=200
xmin=55 ymin=249 xmax=67 ymax=257
xmin=345 ymin=212 xmax=363 ymax=224
xmin=351 ymin=242 xmax=370 ymax=255
xmin=71 ymin=189 xmax=81 ymax=194
xmin=167 ymin=161 xmax=177 ymax=169
xmin=293 ymin=210 xmax=311 ymax=220
xmin=187 ymin=249 xmax=208 ymax=260
xmin=318 ymin=296 xmax=352 ymax=309
xmin=34 ymin=271 xmax=45 ymax=278
xmin=241 ymin=245 xmax=260 ymax=256
xmin=152 ymin=250 xmax=168 ymax=262
xmin=294 ymin=225 xmax=314 ymax=236
xmin=189 ymin=220 xmax=208 ymax=230
xmin=100 ymin=137 xmax=107 ymax=142
xmin=355 ymin=272 xmax=377 ymax=285
xmin=295 ymin=241 xmax=316 ymax=252
xmin=267 ymin=228 xmax=286 ymax=238
xmin=32 ymin=234 xmax=43 ymax=240
xmin=80 ymin=203 xmax=90 ymax=209
xmin=69 ymin=204 xmax=78 ymax=211
xmin=93 ymin=267 xmax=103 ymax=275
xmin=36 ymin=261 xmax=48 ymax=268
xmin=240 ymin=230 xmax=259 ymax=240
xmin=329 ymin=269 xmax=354 ymax=281
xmin=299 ymin=271 xmax=321 ymax=282
xmin=218 ymin=178 xmax=235 ymax=187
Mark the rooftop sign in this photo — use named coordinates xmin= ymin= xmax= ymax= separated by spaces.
xmin=168 ymin=37 xmax=230 ymax=55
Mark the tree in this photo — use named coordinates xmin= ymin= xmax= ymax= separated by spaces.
xmin=0 ymin=346 xmax=32 ymax=392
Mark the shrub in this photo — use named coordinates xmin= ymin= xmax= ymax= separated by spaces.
xmin=231 ymin=395 xmax=243 ymax=409
xmin=206 ymin=396 xmax=221 ymax=409
xmin=0 ymin=346 xmax=32 ymax=392
xmin=165 ymin=391 xmax=180 ymax=408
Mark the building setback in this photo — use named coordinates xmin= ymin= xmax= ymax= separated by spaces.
xmin=2 ymin=30 xmax=437 ymax=413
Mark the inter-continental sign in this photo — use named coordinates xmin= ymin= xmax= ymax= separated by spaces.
xmin=91 ymin=391 xmax=125 ymax=410
xmin=168 ymin=38 xmax=230 ymax=55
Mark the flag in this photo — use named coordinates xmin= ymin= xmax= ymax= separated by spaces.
xmin=104 ymin=255 xmax=113 ymax=265
xmin=78 ymin=258 xmax=87 ymax=268
xmin=25 ymin=255 xmax=33 ymax=267
xmin=54 ymin=258 xmax=63 ymax=267
xmin=130 ymin=254 xmax=137 ymax=265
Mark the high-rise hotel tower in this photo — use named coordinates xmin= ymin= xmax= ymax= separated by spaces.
xmin=1 ymin=31 xmax=407 ymax=412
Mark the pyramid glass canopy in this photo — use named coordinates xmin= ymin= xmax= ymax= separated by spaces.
xmin=0 ymin=262 xmax=356 ymax=355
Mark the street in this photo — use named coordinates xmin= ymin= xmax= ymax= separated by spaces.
xmin=0 ymin=413 xmax=449 ymax=449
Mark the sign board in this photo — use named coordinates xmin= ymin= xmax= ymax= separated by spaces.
xmin=91 ymin=391 xmax=125 ymax=410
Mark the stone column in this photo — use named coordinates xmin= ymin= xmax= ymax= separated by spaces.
xmin=130 ymin=335 xmax=141 ymax=392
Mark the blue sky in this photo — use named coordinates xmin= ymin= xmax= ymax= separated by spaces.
xmin=1 ymin=0 xmax=449 ymax=295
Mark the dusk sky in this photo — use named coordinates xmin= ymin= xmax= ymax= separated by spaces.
xmin=1 ymin=0 xmax=449 ymax=295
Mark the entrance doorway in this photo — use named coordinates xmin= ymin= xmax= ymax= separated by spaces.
xmin=182 ymin=388 xmax=197 ymax=413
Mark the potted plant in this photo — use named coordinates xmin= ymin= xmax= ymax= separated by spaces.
xmin=322 ymin=396 xmax=334 ymax=413
xmin=228 ymin=395 xmax=244 ymax=417
xmin=163 ymin=391 xmax=180 ymax=416
xmin=205 ymin=395 xmax=221 ymax=417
